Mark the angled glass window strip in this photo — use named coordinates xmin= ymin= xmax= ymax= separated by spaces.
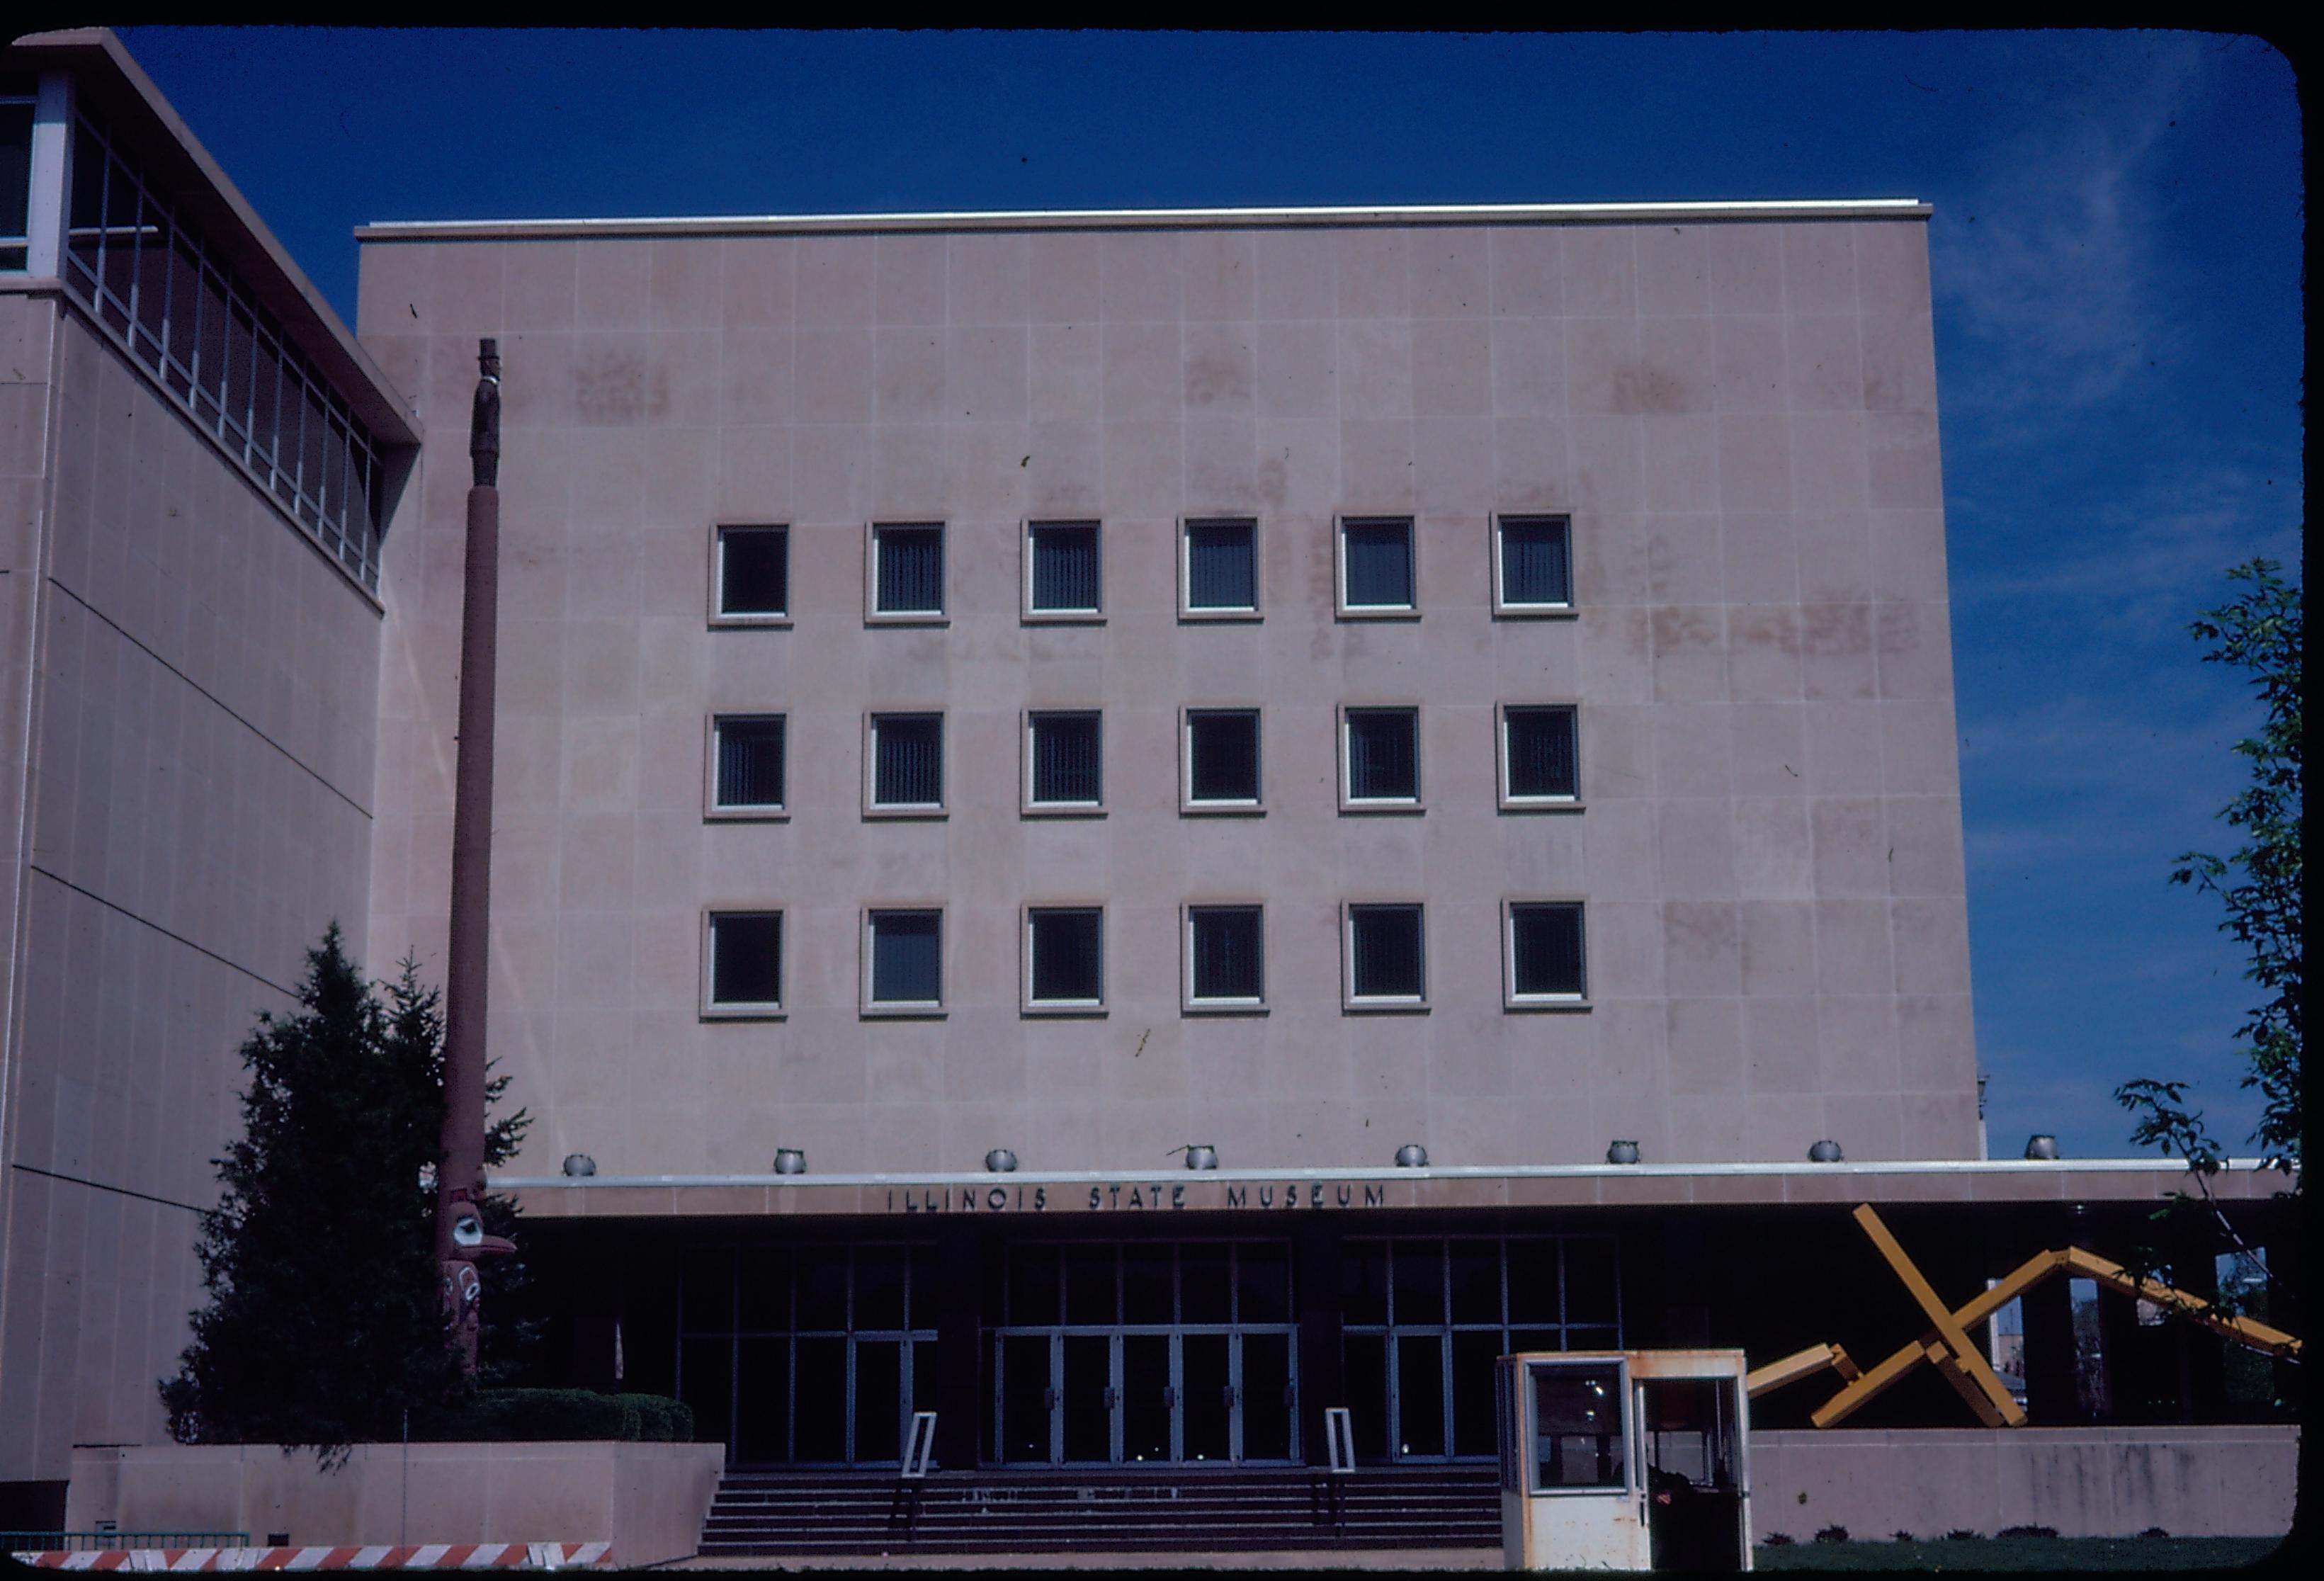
xmin=875 ymin=524 xmax=945 ymax=615
xmin=871 ymin=714 xmax=943 ymax=808
xmin=719 ymin=526 xmax=789 ymax=616
xmin=1029 ymin=712 xmax=1102 ymax=805
xmin=1509 ymin=904 xmax=1586 ymax=999
xmin=1028 ymin=521 xmax=1101 ymax=613
xmin=1028 ymin=908 xmax=1104 ymax=1005
xmin=1349 ymin=905 xmax=1426 ymax=1002
xmin=709 ymin=913 xmax=783 ymax=1007
xmin=1186 ymin=710 xmax=1261 ymax=803
xmin=1503 ymin=707 xmax=1579 ymax=800
xmin=870 ymin=911 xmax=943 ymax=1006
xmin=1189 ymin=907 xmax=1264 ymax=1003
xmin=0 ymin=101 xmax=30 ymax=268
xmin=715 ymin=717 xmax=786 ymax=809
xmin=1500 ymin=516 xmax=1572 ymax=608
xmin=1342 ymin=518 xmax=1415 ymax=609
xmin=1186 ymin=518 xmax=1257 ymax=611
xmin=60 ymin=110 xmax=385 ymax=588
xmin=1345 ymin=709 xmax=1419 ymax=801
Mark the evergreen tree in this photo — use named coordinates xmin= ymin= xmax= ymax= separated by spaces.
xmin=161 ymin=926 xmax=534 ymax=1454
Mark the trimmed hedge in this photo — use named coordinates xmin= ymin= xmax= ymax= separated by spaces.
xmin=417 ymin=1388 xmax=697 ymax=1443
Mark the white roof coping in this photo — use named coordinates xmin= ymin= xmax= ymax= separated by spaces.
xmin=359 ymin=198 xmax=1932 ymax=243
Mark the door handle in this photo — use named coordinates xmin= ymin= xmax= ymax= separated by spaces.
xmin=1105 ymin=1387 xmax=1118 ymax=1408
xmin=1043 ymin=1388 xmax=1056 ymax=1411
xmin=1164 ymin=1387 xmax=1177 ymax=1408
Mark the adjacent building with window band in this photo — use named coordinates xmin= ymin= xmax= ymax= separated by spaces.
xmin=0 ymin=28 xmax=2294 ymax=1525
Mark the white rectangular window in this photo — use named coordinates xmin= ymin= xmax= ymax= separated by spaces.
xmin=703 ymin=911 xmax=783 ymax=1017
xmin=713 ymin=525 xmax=788 ymax=620
xmin=1500 ymin=706 xmax=1580 ymax=806
xmin=1338 ymin=516 xmax=1416 ymax=615
xmin=1494 ymin=514 xmax=1573 ymax=614
xmin=1185 ymin=905 xmax=1265 ymax=1011
xmin=1026 ymin=711 xmax=1103 ymax=811
xmin=867 ymin=713 xmax=944 ymax=814
xmin=1342 ymin=707 xmax=1421 ymax=809
xmin=1182 ymin=517 xmax=1259 ymax=616
xmin=871 ymin=522 xmax=945 ymax=617
xmin=1025 ymin=907 xmax=1105 ymax=1013
xmin=1346 ymin=904 xmax=1427 ymax=1009
xmin=866 ymin=909 xmax=943 ymax=1013
xmin=1026 ymin=520 xmax=1102 ymax=617
xmin=1184 ymin=708 xmax=1262 ymax=810
xmin=709 ymin=715 xmax=786 ymax=815
xmin=1506 ymin=902 xmax=1587 ymax=1006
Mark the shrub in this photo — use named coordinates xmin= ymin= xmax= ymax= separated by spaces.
xmin=1891 ymin=1531 xmax=1915 ymax=1543
xmin=1997 ymin=1524 xmax=2059 ymax=1540
xmin=2140 ymin=1527 xmax=2172 ymax=1539
xmin=1943 ymin=1529 xmax=1982 ymax=1541
xmin=1813 ymin=1525 xmax=1850 ymax=1544
xmin=1762 ymin=1533 xmax=1795 ymax=1547
xmin=419 ymin=1388 xmax=697 ymax=1443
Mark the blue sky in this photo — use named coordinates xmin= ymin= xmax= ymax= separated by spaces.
xmin=117 ymin=28 xmax=2303 ymax=1161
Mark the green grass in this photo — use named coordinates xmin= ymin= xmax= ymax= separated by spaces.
xmin=1754 ymin=1535 xmax=2284 ymax=1571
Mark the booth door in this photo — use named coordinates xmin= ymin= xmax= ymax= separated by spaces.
xmin=1638 ymin=1377 xmax=1744 ymax=1573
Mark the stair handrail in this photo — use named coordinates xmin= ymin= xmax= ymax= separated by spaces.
xmin=901 ymin=1410 xmax=939 ymax=1479
xmin=1323 ymin=1407 xmax=1356 ymax=1475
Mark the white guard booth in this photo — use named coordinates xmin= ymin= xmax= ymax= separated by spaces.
xmin=1496 ymin=1349 xmax=1752 ymax=1572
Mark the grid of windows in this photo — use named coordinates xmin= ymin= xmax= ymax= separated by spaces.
xmin=868 ymin=714 xmax=943 ymax=811
xmin=705 ymin=912 xmax=783 ymax=1014
xmin=1343 ymin=708 xmax=1421 ymax=805
xmin=1184 ymin=518 xmax=1258 ymax=613
xmin=1495 ymin=516 xmax=1573 ymax=611
xmin=1186 ymin=907 xmax=1264 ymax=1009
xmin=1339 ymin=518 xmax=1416 ymax=612
xmin=873 ymin=523 xmax=945 ymax=616
xmin=1027 ymin=521 xmax=1101 ymax=616
xmin=1342 ymin=1236 xmax=1621 ymax=1463
xmin=1027 ymin=712 xmax=1102 ymax=809
xmin=1185 ymin=710 xmax=1262 ymax=808
xmin=1026 ymin=908 xmax=1105 ymax=1011
xmin=679 ymin=1244 xmax=939 ymax=1466
xmin=1501 ymin=706 xmax=1579 ymax=804
xmin=711 ymin=716 xmax=786 ymax=812
xmin=866 ymin=910 xmax=943 ymax=1010
xmin=715 ymin=526 xmax=788 ymax=619
xmin=1346 ymin=905 xmax=1427 ymax=1007
xmin=62 ymin=108 xmax=388 ymax=587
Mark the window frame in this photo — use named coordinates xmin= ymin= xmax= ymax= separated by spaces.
xmin=1339 ymin=704 xmax=1424 ymax=814
xmin=862 ymin=906 xmax=948 ymax=1018
xmin=1334 ymin=514 xmax=1420 ymax=620
xmin=1178 ymin=516 xmax=1263 ymax=622
xmin=864 ymin=521 xmax=948 ymax=625
xmin=1022 ymin=709 xmax=1106 ymax=817
xmin=1181 ymin=707 xmax=1265 ymax=815
xmin=1022 ymin=904 xmax=1109 ymax=1017
xmin=705 ymin=713 xmax=790 ymax=822
xmin=1182 ymin=902 xmax=1268 ymax=1016
xmin=1343 ymin=902 xmax=1429 ymax=1014
xmin=1021 ymin=518 xmax=1106 ymax=623
xmin=1504 ymin=900 xmax=1591 ymax=1012
xmin=863 ymin=711 xmax=948 ymax=820
xmin=1491 ymin=513 xmax=1577 ymax=619
xmin=701 ymin=907 xmax=787 ymax=1021
xmin=1496 ymin=703 xmax=1584 ymax=813
xmin=708 ymin=523 xmax=792 ymax=627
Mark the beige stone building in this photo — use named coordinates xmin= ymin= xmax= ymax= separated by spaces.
xmin=4 ymin=26 xmax=2291 ymax=1531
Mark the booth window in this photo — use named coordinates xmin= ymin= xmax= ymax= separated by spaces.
xmin=1534 ymin=1364 xmax=1627 ymax=1489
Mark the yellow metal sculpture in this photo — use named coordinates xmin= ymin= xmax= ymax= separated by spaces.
xmin=1746 ymin=1204 xmax=2302 ymax=1428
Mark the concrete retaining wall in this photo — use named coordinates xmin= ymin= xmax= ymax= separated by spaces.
xmin=63 ymin=1441 xmax=726 ymax=1569
xmin=1752 ymin=1426 xmax=2299 ymax=1541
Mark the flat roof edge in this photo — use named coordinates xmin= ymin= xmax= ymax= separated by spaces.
xmin=358 ymin=198 xmax=1933 ymax=242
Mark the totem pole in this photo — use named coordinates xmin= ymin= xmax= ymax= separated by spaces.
xmin=438 ymin=339 xmax=514 ymax=1372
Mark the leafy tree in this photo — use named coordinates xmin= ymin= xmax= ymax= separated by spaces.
xmin=161 ymin=926 xmax=533 ymax=1456
xmin=2114 ymin=558 xmax=2301 ymax=1311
